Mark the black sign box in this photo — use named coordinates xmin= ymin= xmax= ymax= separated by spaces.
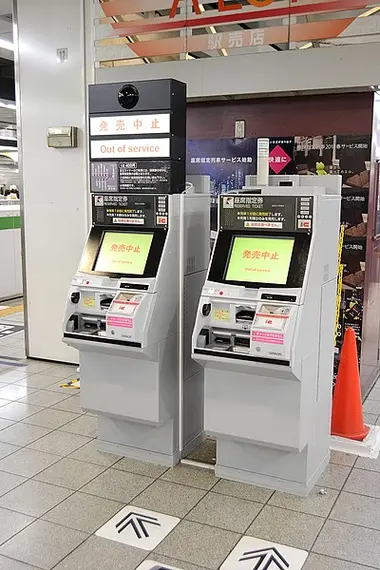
xmin=219 ymin=194 xmax=313 ymax=233
xmin=92 ymin=194 xmax=168 ymax=229
xmin=89 ymin=79 xmax=186 ymax=117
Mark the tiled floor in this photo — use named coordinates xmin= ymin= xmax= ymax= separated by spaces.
xmin=0 ymin=315 xmax=380 ymax=568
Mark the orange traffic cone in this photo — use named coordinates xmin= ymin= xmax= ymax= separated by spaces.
xmin=331 ymin=327 xmax=369 ymax=441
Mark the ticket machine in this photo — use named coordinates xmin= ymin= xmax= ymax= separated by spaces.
xmin=64 ymin=190 xmax=209 ymax=465
xmin=192 ymin=176 xmax=341 ymax=495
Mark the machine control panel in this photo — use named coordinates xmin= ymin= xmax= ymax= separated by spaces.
xmin=92 ymin=194 xmax=168 ymax=228
xmin=220 ymin=194 xmax=313 ymax=233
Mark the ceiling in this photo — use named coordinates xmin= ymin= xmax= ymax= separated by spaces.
xmin=0 ymin=0 xmax=15 ymax=130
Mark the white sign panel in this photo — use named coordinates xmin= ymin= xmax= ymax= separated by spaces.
xmin=96 ymin=505 xmax=180 ymax=551
xmin=90 ymin=114 xmax=170 ymax=136
xmin=91 ymin=139 xmax=170 ymax=159
xmin=221 ymin=537 xmax=308 ymax=570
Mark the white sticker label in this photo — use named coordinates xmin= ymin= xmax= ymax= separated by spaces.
xmin=91 ymin=139 xmax=170 ymax=159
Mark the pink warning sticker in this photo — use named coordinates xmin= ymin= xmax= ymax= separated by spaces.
xmin=252 ymin=331 xmax=284 ymax=345
xmin=107 ymin=316 xmax=133 ymax=329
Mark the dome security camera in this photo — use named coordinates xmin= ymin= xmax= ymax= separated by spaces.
xmin=118 ymin=84 xmax=140 ymax=109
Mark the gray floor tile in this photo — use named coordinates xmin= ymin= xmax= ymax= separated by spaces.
xmin=16 ymin=374 xmax=63 ymax=390
xmin=154 ymin=519 xmax=240 ymax=570
xmin=23 ymin=408 xmax=80 ymax=429
xmin=52 ymin=396 xmax=84 ymax=414
xmin=161 ymin=464 xmax=218 ymax=490
xmin=0 ymin=418 xmax=14 ymax=431
xmin=317 ymin=463 xmax=351 ymax=489
xmin=81 ymin=467 xmax=153 ymax=502
xmin=0 ymin=385 xmax=35 ymax=401
xmin=363 ymin=413 xmax=378 ymax=425
xmin=53 ymin=535 xmax=146 ymax=570
xmin=0 ymin=519 xmax=88 ymax=570
xmin=28 ymin=430 xmax=91 ymax=456
xmin=0 ymin=441 xmax=20 ymax=459
xmin=363 ymin=399 xmax=380 ymax=415
xmin=113 ymin=456 xmax=169 ymax=478
xmin=213 ymin=479 xmax=274 ymax=504
xmin=43 ymin=364 xmax=78 ymax=379
xmin=330 ymin=491 xmax=380 ymax=531
xmin=0 ymin=399 xmax=11 ymax=408
xmin=18 ymin=390 xmax=70 ymax=408
xmin=151 ymin=555 xmax=209 ymax=570
xmin=0 ymin=402 xmax=42 ymax=421
xmin=0 ymin=471 xmax=26 ymax=496
xmin=0 ymin=423 xmax=51 ymax=447
xmin=0 ymin=555 xmax=41 ymax=570
xmin=330 ymin=450 xmax=357 ymax=467
xmin=0 ymin=479 xmax=72 ymax=517
xmin=0 ymin=370 xmax=28 ymax=383
xmin=313 ymin=519 xmax=380 ymax=568
xmin=187 ymin=439 xmax=216 ymax=465
xmin=34 ymin=457 xmax=105 ymax=490
xmin=344 ymin=468 xmax=380 ymax=499
xmin=304 ymin=553 xmax=376 ymax=570
xmin=68 ymin=440 xmax=120 ymax=468
xmin=0 ymin=506 xmax=34 ymax=545
xmin=19 ymin=361 xmax=55 ymax=375
xmin=356 ymin=453 xmax=380 ymax=472
xmin=368 ymin=388 xmax=380 ymax=401
xmin=0 ymin=448 xmax=60 ymax=478
xmin=43 ymin=491 xmax=124 ymax=533
xmin=247 ymin=505 xmax=325 ymax=550
xmin=187 ymin=491 xmax=262 ymax=533
xmin=269 ymin=486 xmax=339 ymax=517
xmin=134 ymin=480 xmax=206 ymax=518
xmin=60 ymin=414 xmax=97 ymax=437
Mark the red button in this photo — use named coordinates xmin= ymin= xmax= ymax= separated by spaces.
xmin=85 ymin=281 xmax=89 ymax=285
xmin=219 ymin=291 xmax=224 ymax=296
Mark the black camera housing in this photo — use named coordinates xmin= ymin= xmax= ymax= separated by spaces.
xmin=118 ymin=84 xmax=140 ymax=109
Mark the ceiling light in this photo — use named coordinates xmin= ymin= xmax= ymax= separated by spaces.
xmin=0 ymin=39 xmax=14 ymax=52
xmin=0 ymin=101 xmax=16 ymax=110
xmin=358 ymin=6 xmax=380 ymax=17
xmin=299 ymin=42 xmax=312 ymax=49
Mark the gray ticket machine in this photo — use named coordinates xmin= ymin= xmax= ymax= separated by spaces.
xmin=192 ymin=176 xmax=341 ymax=495
xmin=64 ymin=191 xmax=209 ymax=465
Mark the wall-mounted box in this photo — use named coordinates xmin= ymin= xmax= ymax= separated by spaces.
xmin=47 ymin=126 xmax=78 ymax=148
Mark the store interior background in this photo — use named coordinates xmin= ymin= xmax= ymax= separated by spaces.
xmin=2 ymin=0 xmax=380 ymax=397
xmin=0 ymin=0 xmax=24 ymax=369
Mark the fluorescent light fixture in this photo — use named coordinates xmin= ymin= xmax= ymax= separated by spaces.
xmin=299 ymin=42 xmax=312 ymax=49
xmin=359 ymin=6 xmax=380 ymax=17
xmin=0 ymin=39 xmax=14 ymax=52
xmin=0 ymin=101 xmax=16 ymax=110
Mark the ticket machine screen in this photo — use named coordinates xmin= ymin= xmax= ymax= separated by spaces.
xmin=225 ymin=236 xmax=295 ymax=285
xmin=94 ymin=232 xmax=154 ymax=275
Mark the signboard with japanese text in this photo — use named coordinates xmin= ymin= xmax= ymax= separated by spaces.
xmin=89 ymin=79 xmax=186 ymax=194
xmin=96 ymin=0 xmax=363 ymax=67
xmin=90 ymin=114 xmax=170 ymax=137
xmin=294 ymin=134 xmax=371 ymax=383
xmin=92 ymin=194 xmax=168 ymax=228
xmin=220 ymin=195 xmax=313 ymax=233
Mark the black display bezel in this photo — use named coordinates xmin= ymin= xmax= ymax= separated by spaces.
xmin=209 ymin=230 xmax=311 ymax=289
xmin=79 ymin=225 xmax=167 ymax=279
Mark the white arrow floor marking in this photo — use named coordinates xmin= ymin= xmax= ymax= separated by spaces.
xmin=96 ymin=505 xmax=180 ymax=551
xmin=221 ymin=537 xmax=308 ymax=570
